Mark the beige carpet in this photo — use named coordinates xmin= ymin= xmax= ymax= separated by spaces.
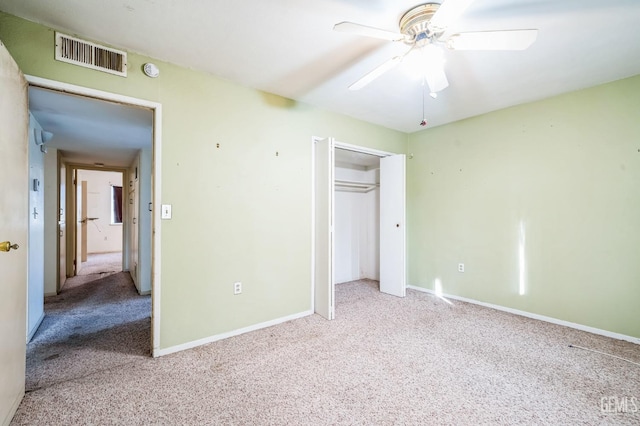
xmin=13 ymin=279 xmax=640 ymax=425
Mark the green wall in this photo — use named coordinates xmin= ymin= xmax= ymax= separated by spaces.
xmin=407 ymin=75 xmax=640 ymax=339
xmin=0 ymin=12 xmax=407 ymax=349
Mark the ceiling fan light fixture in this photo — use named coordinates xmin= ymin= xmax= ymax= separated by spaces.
xmin=334 ymin=0 xmax=538 ymax=115
xmin=400 ymin=3 xmax=441 ymax=40
xmin=402 ymin=44 xmax=445 ymax=81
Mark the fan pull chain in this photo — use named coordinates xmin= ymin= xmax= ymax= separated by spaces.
xmin=420 ymin=78 xmax=427 ymax=127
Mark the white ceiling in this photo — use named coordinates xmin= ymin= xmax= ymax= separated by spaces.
xmin=3 ymin=0 xmax=640 ymax=136
xmin=29 ymin=87 xmax=152 ymax=167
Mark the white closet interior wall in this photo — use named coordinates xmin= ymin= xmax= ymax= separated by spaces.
xmin=334 ymin=165 xmax=380 ymax=283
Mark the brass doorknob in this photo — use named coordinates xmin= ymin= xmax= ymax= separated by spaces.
xmin=0 ymin=241 xmax=19 ymax=252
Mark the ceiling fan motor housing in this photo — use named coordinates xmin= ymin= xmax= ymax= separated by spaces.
xmin=399 ymin=3 xmax=441 ymax=44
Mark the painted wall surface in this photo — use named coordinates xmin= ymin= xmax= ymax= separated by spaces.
xmin=43 ymin=147 xmax=59 ymax=296
xmin=334 ymin=167 xmax=379 ymax=283
xmin=0 ymin=13 xmax=407 ymax=349
xmin=77 ymin=169 xmax=123 ymax=254
xmin=407 ymin=75 xmax=640 ymax=339
xmin=361 ymin=187 xmax=380 ymax=280
xmin=27 ymin=113 xmax=44 ymax=340
xmin=335 ymin=190 xmax=361 ymax=283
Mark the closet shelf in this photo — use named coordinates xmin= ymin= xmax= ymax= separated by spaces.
xmin=335 ymin=179 xmax=379 ymax=193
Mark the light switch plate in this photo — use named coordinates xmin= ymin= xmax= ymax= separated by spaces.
xmin=161 ymin=204 xmax=172 ymax=219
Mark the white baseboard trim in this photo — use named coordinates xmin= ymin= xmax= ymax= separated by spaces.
xmin=153 ymin=309 xmax=314 ymax=357
xmin=26 ymin=313 xmax=45 ymax=343
xmin=407 ymin=285 xmax=640 ymax=345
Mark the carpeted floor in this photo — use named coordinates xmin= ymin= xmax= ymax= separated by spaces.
xmin=13 ymin=279 xmax=640 ymax=425
xmin=25 ymin=268 xmax=151 ymax=393
xmin=77 ymin=251 xmax=122 ymax=276
xmin=64 ymin=251 xmax=124 ymax=289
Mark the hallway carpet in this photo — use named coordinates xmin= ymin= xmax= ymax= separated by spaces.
xmin=26 ymin=270 xmax=151 ymax=392
xmin=13 ymin=280 xmax=640 ymax=425
xmin=77 ymin=251 xmax=122 ymax=277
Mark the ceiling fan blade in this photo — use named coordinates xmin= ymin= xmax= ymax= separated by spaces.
xmin=334 ymin=22 xmax=405 ymax=42
xmin=446 ymin=29 xmax=538 ymax=50
xmin=429 ymin=0 xmax=476 ymax=32
xmin=424 ymin=63 xmax=449 ymax=94
xmin=349 ymin=56 xmax=403 ymax=90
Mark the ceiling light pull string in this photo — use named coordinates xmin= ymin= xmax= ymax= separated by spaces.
xmin=420 ymin=77 xmax=427 ymax=127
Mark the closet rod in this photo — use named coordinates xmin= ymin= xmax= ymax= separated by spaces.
xmin=334 ymin=179 xmax=379 ymax=193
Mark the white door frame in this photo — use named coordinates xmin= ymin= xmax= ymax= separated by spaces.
xmin=25 ymin=76 xmax=163 ymax=356
xmin=311 ymin=136 xmax=405 ymax=317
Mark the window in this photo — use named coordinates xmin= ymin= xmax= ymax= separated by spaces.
xmin=111 ymin=185 xmax=123 ymax=224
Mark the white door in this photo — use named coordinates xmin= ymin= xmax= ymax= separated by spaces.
xmin=314 ymin=138 xmax=335 ymax=320
xmin=379 ymin=154 xmax=406 ymax=297
xmin=27 ymin=115 xmax=45 ymax=340
xmin=0 ymin=41 xmax=29 ymax=426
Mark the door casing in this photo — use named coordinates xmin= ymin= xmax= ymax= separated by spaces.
xmin=26 ymin=75 xmax=164 ymax=356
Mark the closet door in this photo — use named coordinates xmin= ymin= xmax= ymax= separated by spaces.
xmin=380 ymin=154 xmax=406 ymax=297
xmin=314 ymin=138 xmax=335 ymax=320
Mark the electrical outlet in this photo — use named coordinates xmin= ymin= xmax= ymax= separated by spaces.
xmin=458 ymin=263 xmax=465 ymax=273
xmin=234 ymin=282 xmax=242 ymax=295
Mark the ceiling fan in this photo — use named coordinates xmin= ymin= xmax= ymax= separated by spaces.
xmin=334 ymin=0 xmax=538 ymax=96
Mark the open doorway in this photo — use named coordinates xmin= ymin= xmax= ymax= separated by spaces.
xmin=73 ymin=169 xmax=124 ymax=279
xmin=334 ymin=148 xmax=381 ymax=284
xmin=23 ymin=76 xmax=162 ymax=391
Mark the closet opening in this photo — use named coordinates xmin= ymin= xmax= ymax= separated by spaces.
xmin=312 ymin=136 xmax=406 ymax=321
xmin=334 ymin=148 xmax=381 ymax=286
